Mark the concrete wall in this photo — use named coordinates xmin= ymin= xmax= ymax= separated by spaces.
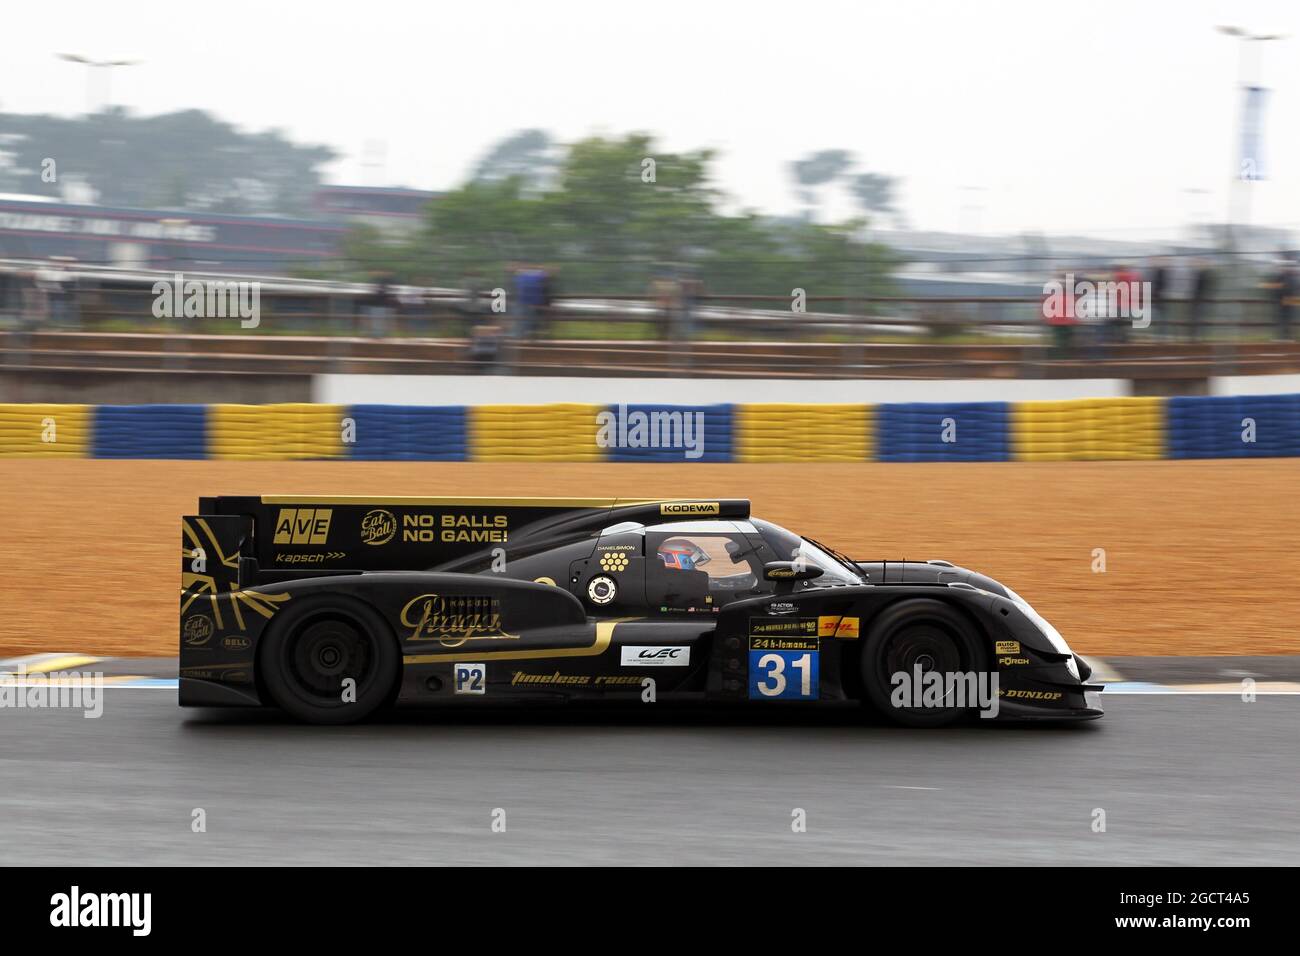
xmin=6 ymin=368 xmax=1291 ymax=406
xmin=1213 ymin=374 xmax=1300 ymax=396
xmin=313 ymin=374 xmax=1133 ymax=406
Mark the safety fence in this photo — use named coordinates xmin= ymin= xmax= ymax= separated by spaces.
xmin=1 ymin=396 xmax=1298 ymax=461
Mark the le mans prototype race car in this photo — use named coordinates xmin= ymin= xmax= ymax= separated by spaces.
xmin=180 ymin=496 xmax=1103 ymax=724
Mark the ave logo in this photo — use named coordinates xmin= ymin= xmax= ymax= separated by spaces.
xmin=621 ymin=646 xmax=690 ymax=667
xmin=272 ymin=508 xmax=333 ymax=545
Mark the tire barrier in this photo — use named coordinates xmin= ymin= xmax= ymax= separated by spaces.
xmin=207 ymin=404 xmax=346 ymax=461
xmin=877 ymin=402 xmax=1009 ymax=462
xmin=346 ymin=405 xmax=468 ymax=461
xmin=92 ymin=405 xmax=208 ymax=459
xmin=604 ymin=404 xmax=733 ymax=462
xmin=734 ymin=404 xmax=873 ymax=462
xmin=1 ymin=395 xmax=1299 ymax=461
xmin=1011 ymin=397 xmax=1165 ymax=461
xmin=469 ymin=404 xmax=603 ymax=462
xmin=0 ymin=403 xmax=91 ymax=458
xmin=1167 ymin=394 xmax=1300 ymax=460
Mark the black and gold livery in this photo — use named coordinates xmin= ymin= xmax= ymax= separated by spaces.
xmin=179 ymin=495 xmax=1103 ymax=724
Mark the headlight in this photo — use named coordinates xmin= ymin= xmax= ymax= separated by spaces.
xmin=1064 ymin=655 xmax=1080 ymax=680
xmin=1003 ymin=587 xmax=1075 ymax=658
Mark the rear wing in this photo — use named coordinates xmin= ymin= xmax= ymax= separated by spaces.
xmin=180 ymin=513 xmax=286 ymax=703
xmin=192 ymin=496 xmax=750 ymax=575
xmin=182 ymin=514 xmax=248 ymax=595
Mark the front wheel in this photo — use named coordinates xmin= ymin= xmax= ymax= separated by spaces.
xmin=259 ymin=596 xmax=400 ymax=724
xmin=860 ymin=599 xmax=990 ymax=727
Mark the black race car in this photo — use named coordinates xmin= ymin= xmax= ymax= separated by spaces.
xmin=180 ymin=496 xmax=1103 ymax=724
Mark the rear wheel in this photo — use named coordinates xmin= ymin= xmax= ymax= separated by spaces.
xmin=259 ymin=596 xmax=399 ymax=724
xmin=860 ymin=599 xmax=990 ymax=727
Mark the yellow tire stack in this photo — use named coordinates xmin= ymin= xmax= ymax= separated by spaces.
xmin=207 ymin=403 xmax=346 ymax=460
xmin=469 ymin=404 xmax=604 ymax=462
xmin=1011 ymin=397 xmax=1166 ymax=461
xmin=0 ymin=403 xmax=92 ymax=458
xmin=734 ymin=404 xmax=873 ymax=462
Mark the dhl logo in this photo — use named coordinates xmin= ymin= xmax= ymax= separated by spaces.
xmin=272 ymin=508 xmax=333 ymax=545
xmin=817 ymin=615 xmax=860 ymax=639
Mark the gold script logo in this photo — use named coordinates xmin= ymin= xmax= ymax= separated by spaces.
xmin=399 ymin=593 xmax=518 ymax=648
xmin=183 ymin=614 xmax=214 ymax=647
xmin=360 ymin=509 xmax=397 ymax=546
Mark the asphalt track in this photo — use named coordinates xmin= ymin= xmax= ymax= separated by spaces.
xmin=1 ymin=690 xmax=1297 ymax=865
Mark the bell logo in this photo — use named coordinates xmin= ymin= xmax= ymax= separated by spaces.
xmin=273 ymin=508 xmax=333 ymax=545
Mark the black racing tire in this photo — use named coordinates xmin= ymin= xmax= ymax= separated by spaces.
xmin=258 ymin=595 xmax=400 ymax=725
xmin=859 ymin=598 xmax=991 ymax=727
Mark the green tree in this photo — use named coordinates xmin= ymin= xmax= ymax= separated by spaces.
xmin=338 ymin=133 xmax=896 ymax=309
xmin=0 ymin=108 xmax=335 ymax=216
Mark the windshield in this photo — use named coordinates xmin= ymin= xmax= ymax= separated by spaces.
xmin=751 ymin=518 xmax=863 ymax=586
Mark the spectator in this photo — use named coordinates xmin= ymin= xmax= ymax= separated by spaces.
xmin=1042 ymin=270 xmax=1078 ymax=358
xmin=453 ymin=269 xmax=487 ymax=339
xmin=539 ymin=264 xmax=557 ymax=335
xmin=1111 ymin=261 xmax=1142 ymax=345
xmin=361 ymin=271 xmax=397 ymax=338
xmin=35 ymin=264 xmax=73 ymax=329
xmin=468 ymin=303 xmax=506 ymax=372
xmin=674 ymin=271 xmax=704 ymax=343
xmin=1076 ymin=266 xmax=1107 ymax=359
xmin=1262 ymin=257 xmax=1298 ymax=341
xmin=1189 ymin=260 xmax=1215 ymax=342
xmin=1148 ymin=257 xmax=1172 ymax=338
xmin=23 ymin=269 xmax=49 ymax=331
xmin=512 ymin=264 xmax=548 ymax=340
xmin=0 ymin=271 xmax=14 ymax=327
xmin=650 ymin=272 xmax=677 ymax=340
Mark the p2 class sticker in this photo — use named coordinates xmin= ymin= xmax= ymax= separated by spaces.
xmin=453 ymin=662 xmax=486 ymax=695
xmin=620 ymin=646 xmax=691 ymax=667
xmin=587 ymin=575 xmax=618 ymax=605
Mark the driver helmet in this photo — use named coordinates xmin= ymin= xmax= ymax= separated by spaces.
xmin=657 ymin=537 xmax=710 ymax=571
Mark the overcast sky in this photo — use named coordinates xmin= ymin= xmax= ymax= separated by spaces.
xmin=2 ymin=0 xmax=1297 ymax=240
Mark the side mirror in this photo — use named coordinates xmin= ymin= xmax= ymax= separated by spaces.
xmin=763 ymin=561 xmax=823 ymax=582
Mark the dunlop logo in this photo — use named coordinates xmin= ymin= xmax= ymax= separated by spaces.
xmin=660 ymin=501 xmax=720 ymax=516
xmin=273 ymin=508 xmax=333 ymax=545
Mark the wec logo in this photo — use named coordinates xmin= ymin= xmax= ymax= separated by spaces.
xmin=620 ymin=646 xmax=690 ymax=666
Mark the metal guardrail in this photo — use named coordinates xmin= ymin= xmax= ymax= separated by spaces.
xmin=4 ymin=329 xmax=1300 ymax=381
xmin=0 ymin=282 xmax=1292 ymax=339
xmin=2 ymin=259 xmax=1297 ymax=379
